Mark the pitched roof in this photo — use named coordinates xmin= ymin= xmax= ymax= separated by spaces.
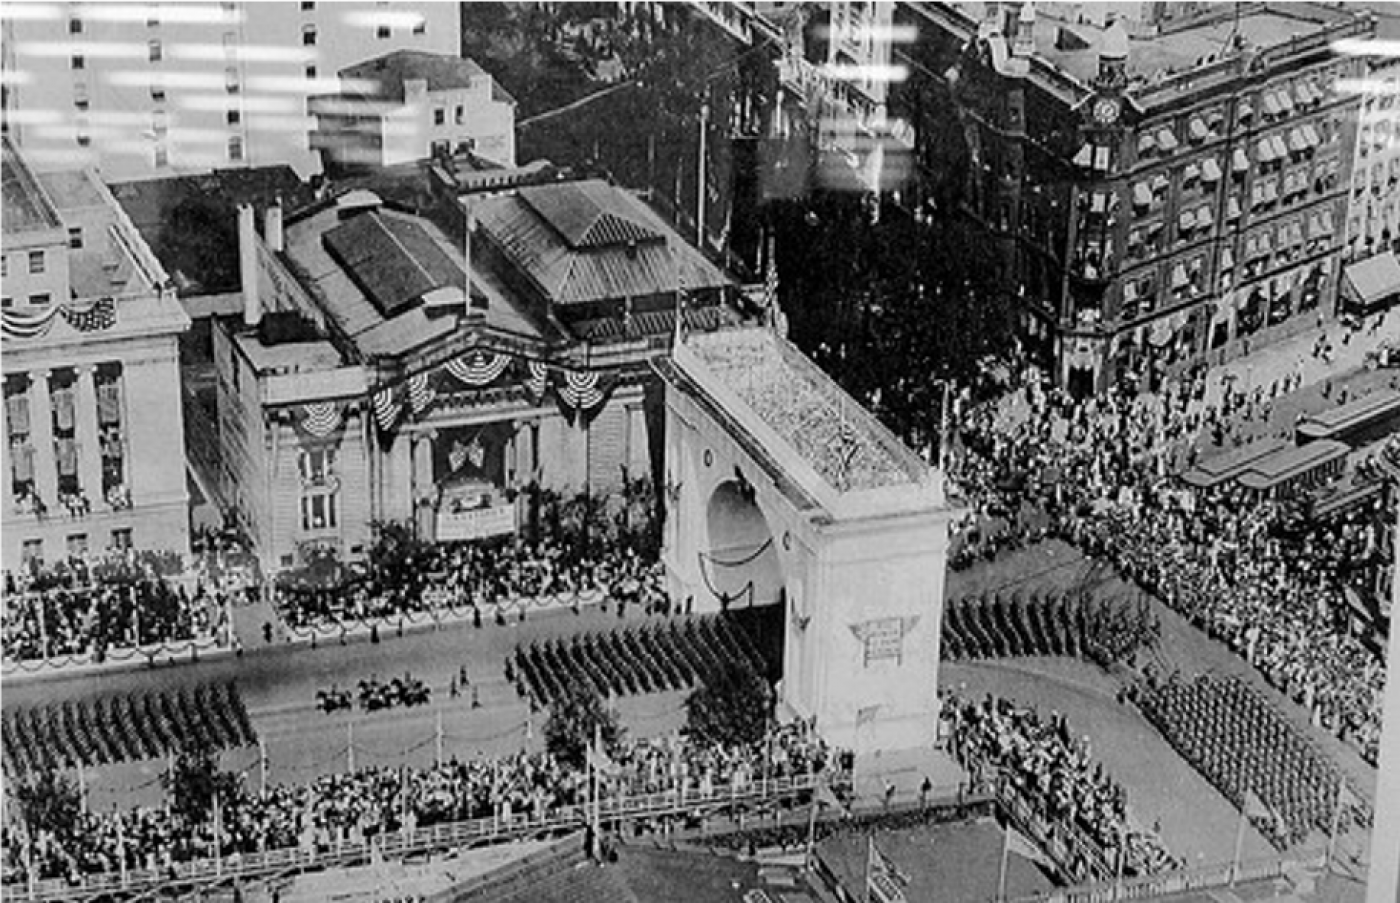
xmin=475 ymin=179 xmax=731 ymax=307
xmin=322 ymin=209 xmax=465 ymax=318
xmin=339 ymin=50 xmax=515 ymax=105
xmin=1344 ymin=252 xmax=1400 ymax=306
xmin=2 ymin=136 xmax=62 ymax=235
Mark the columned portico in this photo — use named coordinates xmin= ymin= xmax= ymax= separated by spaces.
xmin=75 ymin=364 xmax=103 ymax=503
xmin=29 ymin=370 xmax=57 ymax=508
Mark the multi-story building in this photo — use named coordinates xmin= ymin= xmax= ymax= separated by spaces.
xmin=894 ymin=2 xmax=1374 ymax=395
xmin=216 ymin=171 xmax=734 ymax=573
xmin=310 ymin=51 xmax=517 ymax=175
xmin=1341 ymin=3 xmax=1400 ymax=308
xmin=0 ymin=1 xmax=457 ymax=180
xmin=1 ymin=136 xmax=190 ymax=569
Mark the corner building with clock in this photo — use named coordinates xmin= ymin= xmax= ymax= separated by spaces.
xmin=894 ymin=2 xmax=1373 ymax=395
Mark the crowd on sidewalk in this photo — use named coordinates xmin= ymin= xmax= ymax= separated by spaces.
xmin=952 ymin=365 xmax=1388 ymax=764
xmin=2 ymin=723 xmax=836 ymax=886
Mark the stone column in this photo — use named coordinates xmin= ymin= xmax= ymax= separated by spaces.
xmin=412 ymin=431 xmax=436 ymax=541
xmin=29 ymin=370 xmax=58 ymax=508
xmin=75 ymin=365 xmax=103 ymax=506
xmin=0 ymin=384 xmax=14 ymax=515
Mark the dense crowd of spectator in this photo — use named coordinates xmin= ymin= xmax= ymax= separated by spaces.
xmin=2 ymin=723 xmax=837 ymax=886
xmin=954 ymin=374 xmax=1388 ymax=763
xmin=945 ymin=693 xmax=1178 ymax=878
xmin=1 ymin=552 xmax=234 ymax=663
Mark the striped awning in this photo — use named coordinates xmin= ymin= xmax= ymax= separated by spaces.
xmin=1263 ymin=92 xmax=1281 ymax=118
xmin=1303 ymin=124 xmax=1321 ymax=148
xmin=1183 ymin=163 xmax=1201 ymax=183
xmin=1221 ymin=246 xmax=1235 ymax=270
xmin=1133 ymin=183 xmax=1153 ymax=207
xmin=1227 ymin=196 xmax=1242 ymax=220
xmin=1196 ymin=206 xmax=1215 ymax=229
xmin=1202 ymin=158 xmax=1222 ymax=182
xmin=1179 ymin=209 xmax=1197 ymax=232
xmin=1271 ymin=135 xmax=1289 ymax=160
xmin=1289 ymin=129 xmax=1308 ymax=154
xmin=1157 ymin=128 xmax=1179 ymax=152
xmin=1189 ymin=118 xmax=1209 ymax=142
xmin=1257 ymin=139 xmax=1276 ymax=163
xmin=1171 ymin=264 xmax=1189 ymax=289
xmin=1233 ymin=147 xmax=1250 ymax=173
xmin=1138 ymin=132 xmax=1156 ymax=155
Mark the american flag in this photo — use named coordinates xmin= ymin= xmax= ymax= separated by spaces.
xmin=867 ymin=837 xmax=910 ymax=903
xmin=61 ymin=297 xmax=117 ymax=332
xmin=449 ymin=436 xmax=486 ymax=472
xmin=763 ymin=231 xmax=779 ymax=322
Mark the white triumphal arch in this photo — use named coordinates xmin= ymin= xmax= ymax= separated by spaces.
xmin=655 ymin=328 xmax=955 ymax=752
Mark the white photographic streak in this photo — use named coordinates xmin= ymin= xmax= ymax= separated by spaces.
xmin=1334 ymin=78 xmax=1400 ymax=97
xmin=246 ymin=76 xmax=375 ymax=94
xmin=4 ymin=109 xmax=62 ymax=125
xmin=820 ymin=63 xmax=910 ymax=83
xmin=75 ymin=4 xmax=240 ymax=25
xmin=341 ymin=10 xmax=425 ymax=29
xmin=16 ymin=41 xmax=149 ymax=59
xmin=0 ymin=69 xmax=34 ymax=86
xmin=170 ymin=44 xmax=319 ymax=64
xmin=0 ymin=3 xmax=60 ymax=21
xmin=1332 ymin=38 xmax=1400 ymax=58
xmin=813 ymin=23 xmax=919 ymax=44
xmin=179 ymin=94 xmax=300 ymax=113
xmin=106 ymin=70 xmax=229 ymax=89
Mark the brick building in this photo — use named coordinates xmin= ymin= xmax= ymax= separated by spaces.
xmin=896 ymin=1 xmax=1374 ymax=394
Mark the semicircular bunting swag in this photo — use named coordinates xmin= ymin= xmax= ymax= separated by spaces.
xmin=1 ymin=305 xmax=62 ymax=341
xmin=407 ymin=372 xmax=437 ymax=415
xmin=524 ymin=359 xmax=550 ymax=404
xmin=558 ymin=369 xmax=605 ymax=412
xmin=299 ymin=401 xmax=344 ymax=439
xmin=372 ymin=384 xmax=404 ymax=434
xmin=445 ymin=350 xmax=511 ymax=388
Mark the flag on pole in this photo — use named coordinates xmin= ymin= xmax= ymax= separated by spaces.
xmin=867 ymin=837 xmax=910 ymax=903
xmin=763 ymin=230 xmax=779 ymax=316
xmin=672 ymin=241 xmax=688 ymax=348
xmin=1004 ymin=823 xmax=1055 ymax=869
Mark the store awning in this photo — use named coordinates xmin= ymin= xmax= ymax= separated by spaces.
xmin=1263 ymin=180 xmax=1279 ymax=203
xmin=1183 ymin=163 xmax=1201 ymax=183
xmin=1277 ymin=89 xmax=1295 ymax=115
xmin=1257 ymin=139 xmax=1276 ymax=163
xmin=1227 ymin=196 xmax=1242 ymax=220
xmin=1202 ymin=158 xmax=1222 ymax=183
xmin=1289 ymin=129 xmax=1308 ymax=154
xmin=1133 ymin=182 xmax=1153 ymax=207
xmin=1123 ymin=280 xmax=1138 ymax=302
xmin=1150 ymin=319 xmax=1175 ymax=346
xmin=1238 ymin=101 xmax=1253 ymax=122
xmin=1221 ymin=246 xmax=1235 ymax=270
xmin=1179 ymin=209 xmax=1197 ymax=232
xmin=1344 ymin=251 xmax=1400 ymax=306
xmin=1263 ymin=93 xmax=1282 ymax=118
xmin=1233 ymin=147 xmax=1250 ymax=173
xmin=1308 ymin=212 xmax=1325 ymax=240
xmin=1271 ymin=135 xmax=1289 ymax=161
xmin=1303 ymin=124 xmax=1321 ymax=148
xmin=1073 ymin=144 xmax=1094 ymax=168
xmin=1138 ymin=132 xmax=1156 ymax=156
xmin=1245 ymin=235 xmax=1259 ymax=258
xmin=1321 ymin=209 xmax=1335 ymax=234
xmin=1196 ymin=206 xmax=1215 ymax=229
xmin=1295 ymin=83 xmax=1312 ymax=107
xmin=1189 ymin=118 xmax=1209 ymax=143
xmin=1151 ymin=173 xmax=1169 ymax=193
xmin=1258 ymin=231 xmax=1273 ymax=255
xmin=1171 ymin=264 xmax=1189 ymax=289
xmin=1157 ymin=128 xmax=1179 ymax=152
xmin=1289 ymin=221 xmax=1305 ymax=247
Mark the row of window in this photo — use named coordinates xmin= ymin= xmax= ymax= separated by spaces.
xmin=19 ymin=529 xmax=134 ymax=565
xmin=4 ymin=250 xmax=48 ymax=276
xmin=1134 ymin=68 xmax=1342 ymax=165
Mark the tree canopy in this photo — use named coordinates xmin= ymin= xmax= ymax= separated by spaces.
xmin=544 ymin=680 xmax=623 ymax=770
xmin=684 ymin=660 xmax=773 ymax=749
xmin=13 ymin=770 xmax=82 ymax=843
xmin=163 ymin=745 xmax=240 ymax=826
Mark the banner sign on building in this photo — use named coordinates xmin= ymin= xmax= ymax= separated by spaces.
xmin=437 ymin=503 xmax=517 ymax=542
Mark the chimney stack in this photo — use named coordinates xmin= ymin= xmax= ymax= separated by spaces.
xmin=264 ymin=197 xmax=284 ymax=253
xmin=238 ymin=203 xmax=261 ymax=328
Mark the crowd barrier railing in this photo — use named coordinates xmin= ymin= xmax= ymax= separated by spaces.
xmin=5 ymin=773 xmax=824 ymax=901
xmin=1 ymin=633 xmax=233 ymax=679
xmin=1005 ymin=849 xmax=1324 ymax=903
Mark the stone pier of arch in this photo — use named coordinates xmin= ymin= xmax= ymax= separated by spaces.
xmin=653 ymin=329 xmax=957 ymax=754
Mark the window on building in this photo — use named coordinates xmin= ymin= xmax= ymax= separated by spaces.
xmin=1 ymin=255 xmax=6 ymax=278
xmin=148 ymin=6 xmax=160 ymax=27
xmin=301 ymin=492 xmax=338 ymax=531
xmin=72 ymin=54 xmax=85 ymax=71
xmin=154 ymin=145 xmax=168 ymax=167
xmin=298 ymin=447 xmax=336 ymax=484
xmin=228 ymin=136 xmax=244 ymax=161
xmin=28 ymin=251 xmax=44 ymax=274
xmin=302 ymin=24 xmax=316 ymax=45
xmin=377 ymin=24 xmax=391 ymax=39
xmin=111 ymin=528 xmax=133 ymax=550
xmin=149 ymin=39 xmax=163 ymax=62
xmin=0 ymin=298 xmax=11 ymax=310
xmin=68 ymin=227 xmax=83 ymax=249
xmin=455 ymin=105 xmax=463 ymax=125
xmin=76 ymin=120 xmax=91 ymax=147
xmin=69 ymin=16 xmax=83 ymax=34
xmin=75 ymin=98 xmax=89 ymax=112
xmin=151 ymin=80 xmax=166 ymax=102
xmin=67 ymin=534 xmax=88 ymax=557
xmin=301 ymin=0 xmax=315 ymax=8
xmin=227 ymin=108 xmax=241 ymax=125
xmin=413 ymin=18 xmax=425 ymax=35
xmin=305 ymin=64 xmax=317 ymax=80
xmin=226 ymin=66 xmax=240 ymax=93
xmin=21 ymin=539 xmax=43 ymax=566
xmin=434 ymin=107 xmax=445 ymax=126
xmin=29 ymin=293 xmax=50 ymax=307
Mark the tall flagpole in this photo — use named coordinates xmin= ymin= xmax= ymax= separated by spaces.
xmin=1229 ymin=794 xmax=1248 ymax=887
xmin=997 ymin=820 xmax=1011 ymax=903
xmin=864 ymin=835 xmax=875 ymax=903
xmin=1325 ymin=774 xmax=1345 ymax=872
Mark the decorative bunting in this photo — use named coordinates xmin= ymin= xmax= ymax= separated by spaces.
xmin=558 ymin=369 xmax=606 ymax=412
xmin=445 ymin=350 xmax=510 ymax=387
xmin=524 ymin=360 xmax=550 ymax=404
xmin=372 ymin=385 xmax=403 ymax=434
xmin=299 ymin=402 xmax=343 ymax=439
xmin=407 ymin=372 xmax=436 ymax=415
xmin=1 ymin=305 xmax=61 ymax=341
xmin=60 ymin=297 xmax=117 ymax=332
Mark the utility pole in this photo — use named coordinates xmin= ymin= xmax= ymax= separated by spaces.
xmin=697 ymin=97 xmax=709 ymax=248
